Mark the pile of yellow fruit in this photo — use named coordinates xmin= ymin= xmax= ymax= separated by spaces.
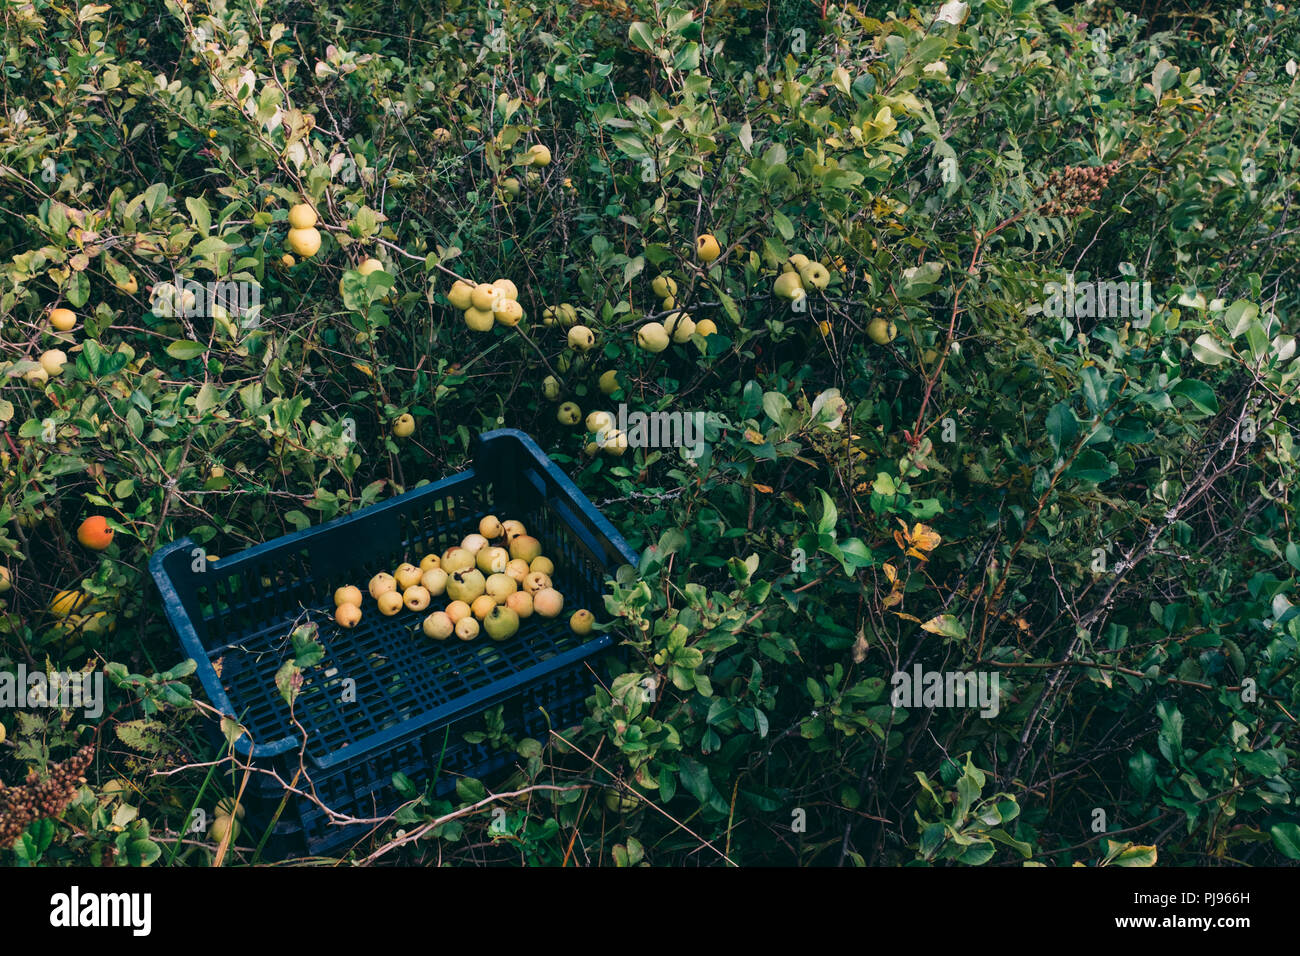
xmin=552 ymin=407 xmax=629 ymax=457
xmin=636 ymin=272 xmax=718 ymax=355
xmin=635 ymin=270 xmax=719 ymax=356
xmin=772 ymin=253 xmax=832 ymax=304
xmin=48 ymin=587 xmax=115 ymax=639
xmin=445 ymin=277 xmax=524 ymax=331
xmin=286 ymin=202 xmax=322 ymax=258
xmin=538 ymin=304 xmax=591 ymax=355
xmin=542 ymin=369 xmax=627 ymax=454
xmin=330 ymin=515 xmax=593 ymax=642
xmin=24 ymin=305 xmax=80 ymax=386
xmin=542 ymin=303 xmax=577 ymax=327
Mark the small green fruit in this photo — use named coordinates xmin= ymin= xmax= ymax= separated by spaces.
xmin=651 ymin=275 xmax=677 ymax=298
xmin=446 ymin=568 xmax=486 ymax=604
xmin=868 ymin=317 xmax=897 ymax=344
xmin=636 ymin=322 xmax=670 ymax=353
xmin=423 ymin=611 xmax=454 ymax=640
xmin=557 ymin=402 xmax=582 ymax=426
xmin=664 ymin=312 xmax=696 ymax=343
xmin=603 ymin=788 xmax=639 ymax=813
xmin=695 ymin=234 xmax=721 ymax=263
xmin=476 ymin=546 xmax=510 ymax=575
xmin=471 ymin=283 xmax=500 ymax=311
xmin=585 ymin=411 xmax=614 ymax=433
xmin=485 ymin=572 xmax=517 ymax=601
xmin=215 ymin=796 xmax=246 ymax=820
xmin=600 ymin=428 xmax=629 ymax=455
xmin=209 ymin=814 xmax=241 ymax=844
xmin=773 ymin=271 xmax=805 ymax=301
xmin=441 ymin=547 xmax=476 ymax=574
xmin=464 ymin=306 xmax=495 ymax=331
xmin=494 ymin=299 xmax=524 ymax=326
xmin=798 ymin=262 xmax=831 ymax=290
xmin=484 ymin=605 xmax=520 ymax=640
xmin=567 ymin=325 xmax=595 ymax=351
xmin=510 ymin=535 xmax=543 ymax=563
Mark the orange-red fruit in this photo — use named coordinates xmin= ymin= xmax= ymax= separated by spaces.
xmin=77 ymin=516 xmax=114 ymax=551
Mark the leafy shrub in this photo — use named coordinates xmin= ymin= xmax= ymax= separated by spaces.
xmin=0 ymin=0 xmax=1297 ymax=865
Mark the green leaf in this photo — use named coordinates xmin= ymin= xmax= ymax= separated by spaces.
xmin=143 ymin=182 xmax=168 ymax=215
xmin=677 ymin=757 xmax=714 ymax=804
xmin=628 ymin=21 xmax=655 ymax=52
xmin=987 ymin=832 xmax=1029 ymax=858
xmin=166 ymin=341 xmax=206 ymax=361
xmin=1244 ymin=320 xmax=1270 ymax=360
xmin=1045 ymin=402 xmax=1078 ymax=456
xmin=872 ymin=472 xmax=897 ymax=496
xmin=1191 ymin=334 xmax=1232 ymax=365
xmin=761 ymin=391 xmax=792 ymax=427
xmin=955 ymin=840 xmax=996 ymax=865
xmin=815 ymin=488 xmax=837 ymax=534
xmin=66 ymin=271 xmax=90 ymax=308
xmin=772 ymin=210 xmax=794 ymax=241
xmin=673 ymin=42 xmax=700 ymax=72
xmin=291 ymin=623 xmax=324 ymax=667
xmin=114 ymin=719 xmax=169 ymax=754
xmin=1285 ymin=542 xmax=1300 ymax=572
xmin=185 ymin=196 xmax=211 ymax=235
xmin=275 ymin=661 xmax=302 ymax=707
xmin=392 ymin=771 xmax=417 ymax=798
xmin=1152 ymin=59 xmax=1179 ymax=93
xmin=1169 ymin=380 xmax=1219 ymax=415
xmin=1066 ymin=449 xmax=1116 ymax=484
xmin=1223 ymin=300 xmax=1259 ymax=337
xmin=1128 ymin=750 xmax=1157 ymax=797
xmin=129 ymin=839 xmax=162 ymax=867
xmin=191 ymin=236 xmax=230 ymax=258
xmin=1156 ymin=701 xmax=1183 ymax=764
xmin=1269 ymin=823 xmax=1300 ymax=860
xmin=1110 ymin=843 xmax=1158 ymax=867
xmin=456 ymin=777 xmax=488 ymax=803
xmin=920 ymin=614 xmax=966 ymax=640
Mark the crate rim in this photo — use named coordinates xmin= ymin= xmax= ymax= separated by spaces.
xmin=148 ymin=428 xmax=638 ymax=762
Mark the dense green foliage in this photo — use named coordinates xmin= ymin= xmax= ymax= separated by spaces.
xmin=1 ymin=0 xmax=1298 ymax=865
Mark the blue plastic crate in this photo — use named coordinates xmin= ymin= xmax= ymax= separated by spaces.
xmin=148 ymin=429 xmax=637 ymax=855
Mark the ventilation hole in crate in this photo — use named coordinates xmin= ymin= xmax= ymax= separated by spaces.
xmin=216 ymin=573 xmax=244 ymax=638
xmin=195 ymin=584 xmax=217 ymax=632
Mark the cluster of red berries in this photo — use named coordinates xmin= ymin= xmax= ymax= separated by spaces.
xmin=1035 ymin=161 xmax=1121 ymax=217
xmin=0 ymin=744 xmax=94 ymax=849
